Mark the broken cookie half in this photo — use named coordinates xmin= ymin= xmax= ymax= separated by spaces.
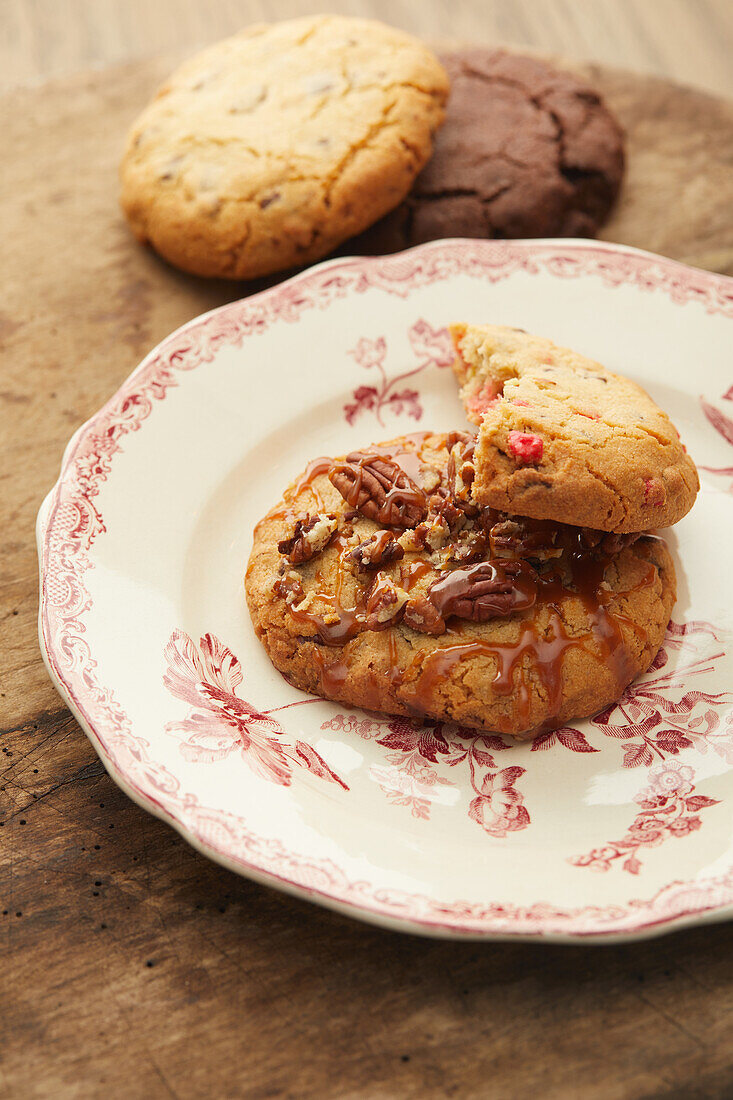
xmin=450 ymin=323 xmax=699 ymax=533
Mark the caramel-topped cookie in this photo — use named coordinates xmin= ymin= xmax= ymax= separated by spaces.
xmin=120 ymin=16 xmax=449 ymax=279
xmin=246 ymin=432 xmax=676 ymax=738
xmin=450 ymin=324 xmax=699 ymax=533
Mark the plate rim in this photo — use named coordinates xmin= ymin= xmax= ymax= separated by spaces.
xmin=37 ymin=237 xmax=733 ymax=943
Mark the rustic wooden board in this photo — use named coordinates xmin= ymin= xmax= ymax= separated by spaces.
xmin=2 ymin=55 xmax=733 ymax=1098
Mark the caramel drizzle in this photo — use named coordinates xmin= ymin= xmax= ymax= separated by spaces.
xmin=399 ymin=560 xmax=433 ymax=591
xmin=288 ymin=590 xmax=364 ymax=646
xmin=357 ymin=433 xmax=434 ymax=483
xmin=312 ymin=648 xmax=351 ymax=696
xmin=409 ymin=621 xmax=573 ymax=732
xmin=287 ymin=549 xmax=640 ymax=711
xmin=283 ymin=550 xmax=654 ymax=724
xmin=257 ymin=455 xmax=334 ymax=530
xmin=405 ymin=553 xmax=646 ymax=727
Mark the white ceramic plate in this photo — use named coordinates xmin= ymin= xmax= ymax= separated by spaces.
xmin=38 ymin=239 xmax=733 ymax=942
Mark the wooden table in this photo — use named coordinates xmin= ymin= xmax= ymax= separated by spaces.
xmin=3 ymin=4 xmax=733 ymax=1097
xmin=4 ymin=0 xmax=733 ymax=99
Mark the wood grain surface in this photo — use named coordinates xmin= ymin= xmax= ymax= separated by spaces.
xmin=2 ymin=45 xmax=733 ymax=1100
xmin=4 ymin=0 xmax=733 ymax=100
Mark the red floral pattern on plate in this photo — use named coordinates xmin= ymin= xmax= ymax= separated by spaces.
xmin=37 ymin=240 xmax=733 ymax=938
xmin=554 ymin=621 xmax=730 ymax=874
xmin=320 ymin=714 xmax=527 ymax=835
xmin=533 ymin=621 xmax=733 ymax=765
xmin=700 ymin=388 xmax=733 ymax=489
xmin=164 ymin=630 xmax=347 ymax=789
xmin=571 ymin=761 xmax=720 ymax=875
xmin=344 ymin=318 xmax=454 ymax=425
xmin=319 ymin=621 xmax=729 ymax=857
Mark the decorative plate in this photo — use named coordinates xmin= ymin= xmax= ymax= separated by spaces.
xmin=38 ymin=239 xmax=733 ymax=942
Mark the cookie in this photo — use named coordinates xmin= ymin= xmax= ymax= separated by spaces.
xmin=450 ymin=324 xmax=699 ymax=533
xmin=120 ymin=16 xmax=449 ymax=279
xmin=344 ymin=49 xmax=624 ymax=255
xmin=245 ymin=432 xmax=676 ymax=739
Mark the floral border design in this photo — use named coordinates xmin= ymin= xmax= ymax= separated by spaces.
xmin=38 ymin=239 xmax=733 ymax=938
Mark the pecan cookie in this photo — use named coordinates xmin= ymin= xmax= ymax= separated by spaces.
xmin=344 ymin=49 xmax=624 ymax=254
xmin=451 ymin=324 xmax=699 ymax=533
xmin=245 ymin=432 xmax=676 ymax=738
xmin=120 ymin=16 xmax=449 ymax=279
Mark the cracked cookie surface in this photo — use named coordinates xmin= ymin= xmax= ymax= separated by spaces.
xmin=345 ymin=49 xmax=624 ymax=254
xmin=451 ymin=324 xmax=699 ymax=533
xmin=119 ymin=16 xmax=449 ymax=279
xmin=245 ymin=432 xmax=676 ymax=738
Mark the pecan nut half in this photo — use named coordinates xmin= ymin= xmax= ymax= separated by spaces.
xmin=346 ymin=530 xmax=404 ymax=570
xmin=403 ymin=593 xmax=446 ymax=635
xmin=427 ymin=560 xmax=537 ymax=622
xmin=278 ymin=512 xmax=338 ymax=564
xmin=329 ymin=452 xmax=427 ymax=528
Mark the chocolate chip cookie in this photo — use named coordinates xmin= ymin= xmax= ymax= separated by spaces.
xmin=451 ymin=324 xmax=699 ymax=533
xmin=345 ymin=49 xmax=624 ymax=254
xmin=246 ymin=432 xmax=675 ymax=738
xmin=120 ymin=16 xmax=449 ymax=279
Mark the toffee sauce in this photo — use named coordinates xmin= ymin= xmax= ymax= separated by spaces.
xmin=286 ymin=548 xmax=656 ymax=726
xmin=257 ymin=455 xmax=335 ymax=530
xmin=405 ymin=553 xmax=655 ymax=726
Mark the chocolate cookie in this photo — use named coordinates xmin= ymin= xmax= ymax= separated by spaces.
xmin=450 ymin=325 xmax=699 ymax=533
xmin=245 ymin=432 xmax=675 ymax=739
xmin=120 ymin=16 xmax=449 ymax=279
xmin=345 ymin=49 xmax=624 ymax=254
